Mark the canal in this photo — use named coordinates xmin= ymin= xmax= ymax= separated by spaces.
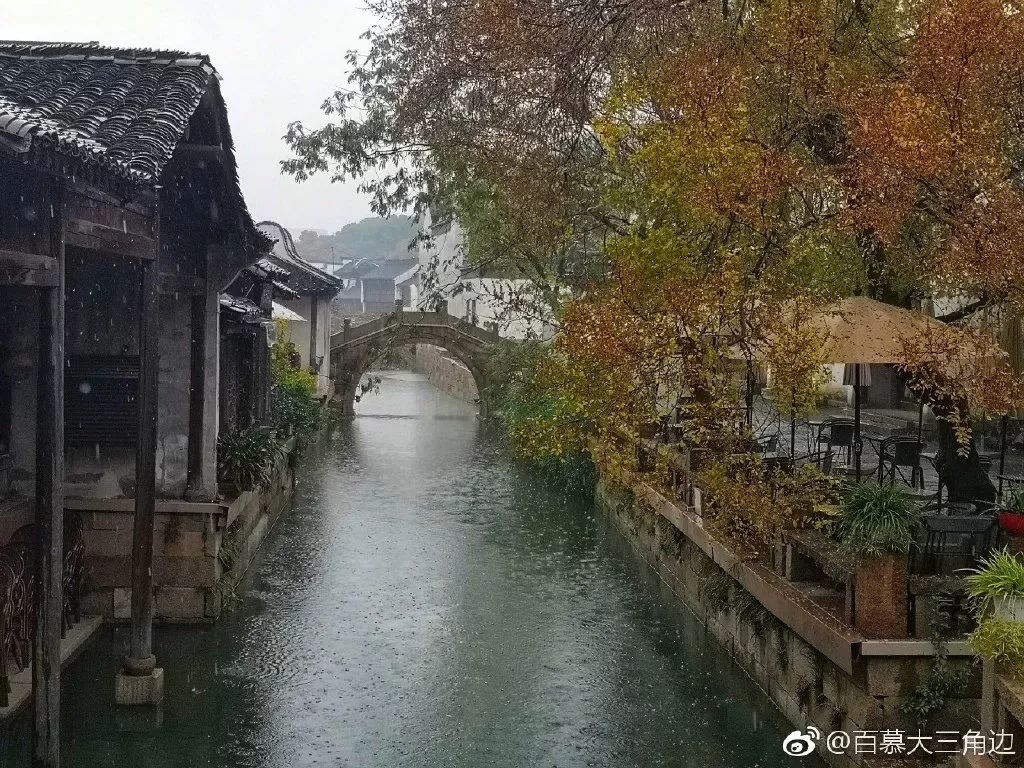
xmin=6 ymin=371 xmax=805 ymax=767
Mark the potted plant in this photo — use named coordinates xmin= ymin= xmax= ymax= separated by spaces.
xmin=967 ymin=550 xmax=1024 ymax=678
xmin=216 ymin=426 xmax=283 ymax=496
xmin=998 ymin=489 xmax=1024 ymax=538
xmin=834 ymin=483 xmax=920 ymax=638
xmin=966 ymin=548 xmax=1024 ymax=622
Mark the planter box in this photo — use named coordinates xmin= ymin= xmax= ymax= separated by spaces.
xmin=994 ymin=596 xmax=1024 ymax=623
xmin=854 ymin=553 xmax=909 ymax=639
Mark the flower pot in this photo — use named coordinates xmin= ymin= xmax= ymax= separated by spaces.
xmin=994 ymin=596 xmax=1024 ymax=623
xmin=1000 ymin=511 xmax=1024 ymax=537
xmin=853 ymin=553 xmax=909 ymax=639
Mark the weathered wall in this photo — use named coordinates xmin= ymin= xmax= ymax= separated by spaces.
xmin=64 ymin=292 xmax=195 ymax=498
xmin=414 ymin=344 xmax=478 ymax=403
xmin=279 ymin=295 xmax=333 ymax=395
xmin=7 ymin=288 xmax=40 ymax=496
xmin=77 ymin=441 xmax=297 ymax=623
xmin=597 ymin=479 xmax=980 ymax=767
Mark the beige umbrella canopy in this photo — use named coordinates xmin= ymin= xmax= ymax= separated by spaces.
xmin=788 ymin=296 xmax=949 ymax=479
xmin=804 ymin=296 xmax=946 ymax=365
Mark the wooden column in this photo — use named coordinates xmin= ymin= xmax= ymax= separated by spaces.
xmin=184 ymin=292 xmax=214 ymax=500
xmin=33 ymin=182 xmax=65 ymax=768
xmin=309 ymin=295 xmax=319 ymax=368
xmin=127 ymin=249 xmax=159 ymax=672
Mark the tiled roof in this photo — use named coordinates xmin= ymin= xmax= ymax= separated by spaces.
xmin=0 ymin=41 xmax=272 ymax=255
xmin=0 ymin=42 xmax=214 ymax=181
xmin=362 ymin=258 xmax=419 ymax=281
xmin=219 ymin=294 xmax=262 ymax=320
xmin=334 ymin=258 xmax=380 ymax=279
xmin=257 ymin=221 xmax=343 ymax=295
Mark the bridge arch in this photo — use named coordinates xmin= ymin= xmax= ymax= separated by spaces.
xmin=331 ymin=310 xmax=498 ymax=418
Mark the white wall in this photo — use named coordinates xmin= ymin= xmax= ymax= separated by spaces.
xmin=417 ymin=217 xmax=553 ymax=340
xmin=278 ymin=295 xmax=333 ymax=396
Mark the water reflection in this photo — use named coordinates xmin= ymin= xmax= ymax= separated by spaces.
xmin=4 ymin=370 xmax=810 ymax=767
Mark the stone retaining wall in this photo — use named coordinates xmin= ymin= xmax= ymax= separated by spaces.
xmin=77 ymin=440 xmax=297 ymax=624
xmin=597 ymin=478 xmax=980 ymax=767
xmin=413 ymin=344 xmax=479 ymax=403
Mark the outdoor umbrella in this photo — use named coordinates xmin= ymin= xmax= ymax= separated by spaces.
xmin=800 ymin=296 xmax=947 ymax=480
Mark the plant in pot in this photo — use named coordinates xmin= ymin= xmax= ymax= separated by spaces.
xmin=216 ymin=426 xmax=282 ymax=496
xmin=997 ymin=489 xmax=1024 ymax=538
xmin=967 ymin=549 xmax=1024 ymax=678
xmin=834 ymin=483 xmax=920 ymax=638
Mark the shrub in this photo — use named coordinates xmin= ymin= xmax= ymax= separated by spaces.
xmin=968 ymin=617 xmax=1024 ymax=679
xmin=217 ymin=426 xmax=282 ymax=491
xmin=1001 ymin=489 xmax=1024 ymax=515
xmin=834 ymin=483 xmax=919 ymax=557
xmin=965 ymin=548 xmax=1024 ymax=615
xmin=701 ymin=455 xmax=838 ymax=558
xmin=270 ymin=318 xmax=321 ymax=437
xmin=272 ymin=375 xmax=322 ymax=437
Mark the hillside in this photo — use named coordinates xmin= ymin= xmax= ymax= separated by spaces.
xmin=293 ymin=216 xmax=418 ymax=266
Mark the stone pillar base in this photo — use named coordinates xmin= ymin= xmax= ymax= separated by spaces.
xmin=115 ymin=667 xmax=164 ymax=706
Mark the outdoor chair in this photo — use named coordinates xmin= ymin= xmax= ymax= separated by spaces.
xmin=877 ymin=436 xmax=925 ymax=489
xmin=796 ymin=449 xmax=834 ymax=474
xmin=0 ymin=560 xmax=14 ymax=707
xmin=63 ymin=513 xmax=85 ymax=633
xmin=0 ymin=544 xmax=30 ymax=672
xmin=816 ymin=418 xmax=856 ymax=465
xmin=908 ymin=514 xmax=999 ymax=575
xmin=756 ymin=434 xmax=779 ymax=454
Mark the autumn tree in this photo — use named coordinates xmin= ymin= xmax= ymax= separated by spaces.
xmin=285 ymin=0 xmax=1024 ymax=502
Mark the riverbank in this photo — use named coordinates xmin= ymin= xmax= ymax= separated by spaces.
xmin=595 ymin=470 xmax=980 ymax=768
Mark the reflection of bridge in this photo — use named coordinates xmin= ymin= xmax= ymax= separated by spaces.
xmin=330 ymin=307 xmax=500 ymax=417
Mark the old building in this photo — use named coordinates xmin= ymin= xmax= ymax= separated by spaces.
xmin=0 ymin=41 xmax=273 ymax=754
xmin=258 ymin=221 xmax=342 ymax=395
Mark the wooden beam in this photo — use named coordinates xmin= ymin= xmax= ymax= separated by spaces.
xmin=0 ymin=249 xmax=60 ymax=288
xmin=172 ymin=144 xmax=226 ymax=164
xmin=127 ymin=221 xmax=160 ymax=675
xmin=158 ymin=271 xmax=206 ymax=296
xmin=66 ymin=179 xmax=152 ymax=217
xmin=66 ymin=219 xmax=156 ymax=260
xmin=32 ymin=180 xmax=64 ymax=768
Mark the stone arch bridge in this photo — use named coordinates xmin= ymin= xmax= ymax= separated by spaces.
xmin=330 ymin=308 xmax=501 ymax=417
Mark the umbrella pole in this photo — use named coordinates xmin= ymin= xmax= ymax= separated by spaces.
xmin=854 ymin=364 xmax=862 ymax=481
xmin=917 ymin=399 xmax=924 ymax=445
xmin=745 ymin=360 xmax=754 ymax=428
xmin=790 ymin=386 xmax=797 ymax=460
xmin=1000 ymin=414 xmax=1009 ymax=478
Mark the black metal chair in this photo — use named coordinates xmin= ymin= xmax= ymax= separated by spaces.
xmin=877 ymin=436 xmax=925 ymax=488
xmin=909 ymin=515 xmax=999 ymax=575
xmin=816 ymin=418 xmax=856 ymax=465
xmin=756 ymin=434 xmax=780 ymax=454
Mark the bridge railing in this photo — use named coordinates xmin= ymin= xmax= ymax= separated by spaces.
xmin=330 ymin=303 xmax=500 ymax=351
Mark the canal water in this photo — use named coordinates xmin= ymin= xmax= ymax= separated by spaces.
xmin=5 ymin=371 xmax=807 ymax=767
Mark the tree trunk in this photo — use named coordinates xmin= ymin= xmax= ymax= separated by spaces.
xmin=934 ymin=418 xmax=995 ymax=504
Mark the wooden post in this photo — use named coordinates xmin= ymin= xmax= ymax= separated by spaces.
xmin=185 ymin=293 xmax=205 ymax=492
xmin=129 ymin=256 xmax=158 ymax=668
xmin=309 ymin=295 xmax=318 ymax=366
xmin=117 ymin=212 xmax=163 ymax=705
xmin=33 ymin=181 xmax=65 ymax=768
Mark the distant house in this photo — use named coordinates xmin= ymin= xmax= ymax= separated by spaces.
xmin=417 ymin=210 xmax=553 ymax=339
xmin=257 ymin=221 xmax=342 ymax=395
xmin=333 ymin=257 xmax=417 ymax=315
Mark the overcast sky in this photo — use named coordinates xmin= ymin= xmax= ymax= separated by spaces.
xmin=6 ymin=1 xmax=379 ymax=233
